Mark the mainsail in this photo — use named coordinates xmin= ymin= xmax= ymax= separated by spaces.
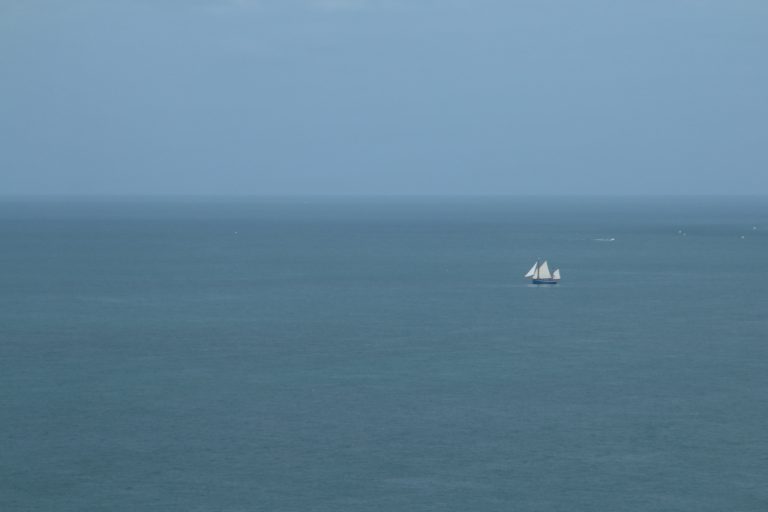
xmin=524 ymin=262 xmax=538 ymax=278
xmin=537 ymin=261 xmax=552 ymax=279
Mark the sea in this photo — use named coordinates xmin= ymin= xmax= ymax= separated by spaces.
xmin=1 ymin=196 xmax=767 ymax=511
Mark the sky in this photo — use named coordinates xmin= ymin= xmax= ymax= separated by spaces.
xmin=1 ymin=0 xmax=766 ymax=195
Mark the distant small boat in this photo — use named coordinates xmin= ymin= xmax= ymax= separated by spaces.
xmin=524 ymin=260 xmax=560 ymax=285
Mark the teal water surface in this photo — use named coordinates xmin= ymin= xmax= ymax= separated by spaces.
xmin=1 ymin=197 xmax=767 ymax=511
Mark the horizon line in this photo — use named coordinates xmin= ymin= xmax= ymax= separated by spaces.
xmin=1 ymin=193 xmax=768 ymax=199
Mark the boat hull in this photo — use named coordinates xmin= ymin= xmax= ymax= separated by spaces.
xmin=532 ymin=279 xmax=559 ymax=285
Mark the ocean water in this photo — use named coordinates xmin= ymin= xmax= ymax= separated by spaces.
xmin=1 ymin=196 xmax=767 ymax=511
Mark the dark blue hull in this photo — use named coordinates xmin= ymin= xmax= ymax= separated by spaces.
xmin=532 ymin=279 xmax=559 ymax=285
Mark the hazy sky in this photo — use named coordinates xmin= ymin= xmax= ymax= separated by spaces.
xmin=1 ymin=0 xmax=766 ymax=195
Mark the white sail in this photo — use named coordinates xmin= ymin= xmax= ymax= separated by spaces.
xmin=537 ymin=261 xmax=552 ymax=279
xmin=553 ymin=268 xmax=560 ymax=280
xmin=524 ymin=262 xmax=538 ymax=278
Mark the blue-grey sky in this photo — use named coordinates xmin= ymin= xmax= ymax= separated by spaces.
xmin=1 ymin=0 xmax=766 ymax=195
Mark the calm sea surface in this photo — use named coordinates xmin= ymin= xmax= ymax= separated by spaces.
xmin=1 ymin=197 xmax=767 ymax=511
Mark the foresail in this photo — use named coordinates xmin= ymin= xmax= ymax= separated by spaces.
xmin=524 ymin=262 xmax=538 ymax=278
xmin=538 ymin=261 xmax=552 ymax=279
xmin=553 ymin=269 xmax=560 ymax=280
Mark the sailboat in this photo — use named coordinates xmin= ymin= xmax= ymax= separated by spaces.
xmin=524 ymin=260 xmax=561 ymax=284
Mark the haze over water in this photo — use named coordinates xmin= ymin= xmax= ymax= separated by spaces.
xmin=2 ymin=196 xmax=767 ymax=511
xmin=2 ymin=1 xmax=767 ymax=196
